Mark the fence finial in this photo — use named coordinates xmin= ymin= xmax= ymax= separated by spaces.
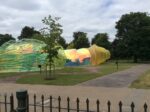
xmin=107 ymin=101 xmax=111 ymax=112
xmin=131 ymin=102 xmax=135 ymax=112
xmin=144 ymin=103 xmax=147 ymax=112
xmin=119 ymin=101 xmax=122 ymax=112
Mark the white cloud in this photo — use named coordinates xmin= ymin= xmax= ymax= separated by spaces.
xmin=0 ymin=0 xmax=150 ymax=42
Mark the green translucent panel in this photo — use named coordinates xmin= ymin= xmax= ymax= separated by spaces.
xmin=0 ymin=39 xmax=48 ymax=73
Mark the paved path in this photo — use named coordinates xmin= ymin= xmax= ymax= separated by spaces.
xmin=0 ymin=64 xmax=150 ymax=111
xmin=0 ymin=83 xmax=150 ymax=112
xmin=78 ymin=64 xmax=150 ymax=87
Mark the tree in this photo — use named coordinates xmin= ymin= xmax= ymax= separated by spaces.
xmin=57 ymin=36 xmax=67 ymax=49
xmin=115 ymin=12 xmax=150 ymax=62
xmin=111 ymin=38 xmax=129 ymax=59
xmin=18 ymin=26 xmax=40 ymax=40
xmin=72 ymin=31 xmax=90 ymax=49
xmin=67 ymin=42 xmax=74 ymax=49
xmin=0 ymin=34 xmax=15 ymax=46
xmin=34 ymin=15 xmax=62 ymax=79
xmin=92 ymin=33 xmax=110 ymax=50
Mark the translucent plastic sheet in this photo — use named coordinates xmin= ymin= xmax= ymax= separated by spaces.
xmin=0 ymin=39 xmax=47 ymax=72
xmin=0 ymin=39 xmax=110 ymax=72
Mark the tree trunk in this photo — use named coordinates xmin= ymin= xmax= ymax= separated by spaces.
xmin=49 ymin=63 xmax=52 ymax=78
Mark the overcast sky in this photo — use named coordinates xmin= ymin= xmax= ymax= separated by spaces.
xmin=0 ymin=0 xmax=150 ymax=42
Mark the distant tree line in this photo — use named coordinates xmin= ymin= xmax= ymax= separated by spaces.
xmin=0 ymin=12 xmax=150 ymax=62
xmin=0 ymin=34 xmax=15 ymax=46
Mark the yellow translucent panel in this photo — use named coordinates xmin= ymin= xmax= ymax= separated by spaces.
xmin=77 ymin=48 xmax=91 ymax=62
xmin=64 ymin=48 xmax=91 ymax=63
xmin=88 ymin=44 xmax=110 ymax=65
xmin=64 ymin=49 xmax=78 ymax=62
xmin=5 ymin=44 xmax=33 ymax=54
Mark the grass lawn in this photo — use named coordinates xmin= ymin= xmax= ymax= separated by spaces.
xmin=130 ymin=69 xmax=150 ymax=89
xmin=96 ymin=62 xmax=137 ymax=75
xmin=17 ymin=74 xmax=100 ymax=85
xmin=15 ymin=62 xmax=138 ymax=85
xmin=0 ymin=71 xmax=40 ymax=79
xmin=0 ymin=72 xmax=22 ymax=78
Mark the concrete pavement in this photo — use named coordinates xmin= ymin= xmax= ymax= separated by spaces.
xmin=0 ymin=64 xmax=150 ymax=111
xmin=0 ymin=83 xmax=150 ymax=112
xmin=78 ymin=64 xmax=150 ymax=87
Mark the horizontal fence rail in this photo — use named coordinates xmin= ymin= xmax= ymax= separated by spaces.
xmin=0 ymin=91 xmax=149 ymax=112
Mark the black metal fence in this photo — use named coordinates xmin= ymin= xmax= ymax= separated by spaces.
xmin=0 ymin=91 xmax=148 ymax=112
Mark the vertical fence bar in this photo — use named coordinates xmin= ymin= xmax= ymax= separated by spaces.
xmin=58 ymin=96 xmax=61 ymax=112
xmin=144 ymin=103 xmax=147 ymax=112
xmin=27 ymin=94 xmax=29 ymax=112
xmin=4 ymin=94 xmax=7 ymax=112
xmin=96 ymin=100 xmax=100 ymax=112
xmin=67 ymin=97 xmax=70 ymax=112
xmin=34 ymin=94 xmax=36 ymax=112
xmin=10 ymin=94 xmax=14 ymax=112
xmin=42 ymin=95 xmax=44 ymax=112
xmin=107 ymin=101 xmax=111 ymax=112
xmin=76 ymin=98 xmax=79 ymax=112
xmin=0 ymin=94 xmax=1 ymax=112
xmin=119 ymin=101 xmax=122 ymax=112
xmin=50 ymin=96 xmax=52 ymax=112
xmin=131 ymin=102 xmax=135 ymax=112
xmin=86 ymin=99 xmax=89 ymax=112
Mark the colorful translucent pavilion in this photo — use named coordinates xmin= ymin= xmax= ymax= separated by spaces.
xmin=0 ymin=39 xmax=110 ymax=72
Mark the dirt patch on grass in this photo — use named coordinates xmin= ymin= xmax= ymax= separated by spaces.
xmin=0 ymin=72 xmax=39 ymax=83
xmin=84 ymin=66 xmax=100 ymax=73
xmin=0 ymin=75 xmax=23 ymax=83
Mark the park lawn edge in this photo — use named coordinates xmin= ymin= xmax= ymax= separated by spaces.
xmin=16 ymin=62 xmax=138 ymax=85
xmin=130 ymin=69 xmax=150 ymax=89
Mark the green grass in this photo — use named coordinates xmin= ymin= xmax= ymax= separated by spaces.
xmin=98 ymin=62 xmax=137 ymax=75
xmin=16 ymin=74 xmax=100 ymax=85
xmin=16 ymin=62 xmax=138 ymax=85
xmin=0 ymin=72 xmax=21 ymax=78
xmin=130 ymin=69 xmax=150 ymax=89
xmin=0 ymin=71 xmax=39 ymax=79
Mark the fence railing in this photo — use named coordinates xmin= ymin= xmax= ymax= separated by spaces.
xmin=0 ymin=90 xmax=148 ymax=112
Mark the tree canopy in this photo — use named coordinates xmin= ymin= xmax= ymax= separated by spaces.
xmin=115 ymin=12 xmax=150 ymax=62
xmin=72 ymin=31 xmax=90 ymax=49
xmin=18 ymin=26 xmax=40 ymax=40
xmin=92 ymin=33 xmax=110 ymax=50
xmin=0 ymin=34 xmax=15 ymax=46
xmin=57 ymin=36 xmax=67 ymax=48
